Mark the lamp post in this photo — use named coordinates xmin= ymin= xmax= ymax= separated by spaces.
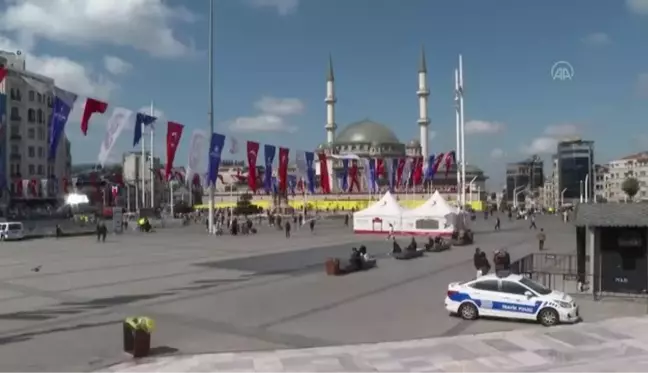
xmin=584 ymin=174 xmax=589 ymax=203
xmin=560 ymin=187 xmax=567 ymax=206
xmin=512 ymin=185 xmax=526 ymax=209
xmin=468 ymin=176 xmax=477 ymax=203
xmin=207 ymin=0 xmax=215 ymax=234
xmin=579 ymin=180 xmax=584 ymax=203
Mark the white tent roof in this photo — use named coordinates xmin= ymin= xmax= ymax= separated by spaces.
xmin=354 ymin=191 xmax=404 ymax=217
xmin=403 ymin=190 xmax=457 ymax=217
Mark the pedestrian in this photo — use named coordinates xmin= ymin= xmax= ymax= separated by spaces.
xmin=309 ymin=219 xmax=315 ymax=233
xmin=473 ymin=248 xmax=490 ymax=277
xmin=494 ymin=216 xmax=500 ymax=231
xmin=537 ymin=228 xmax=546 ymax=251
xmin=344 ymin=214 xmax=349 ymax=227
xmin=529 ymin=215 xmax=537 ymax=230
xmin=285 ymin=221 xmax=291 ymax=238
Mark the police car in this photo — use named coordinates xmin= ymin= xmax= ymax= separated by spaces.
xmin=445 ymin=273 xmax=580 ymax=326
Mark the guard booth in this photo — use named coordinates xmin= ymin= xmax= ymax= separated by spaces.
xmin=574 ymin=204 xmax=648 ymax=295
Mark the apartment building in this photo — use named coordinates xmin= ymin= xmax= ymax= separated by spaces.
xmin=603 ymin=152 xmax=648 ymax=202
xmin=556 ymin=139 xmax=594 ymax=203
xmin=0 ymin=50 xmax=72 ymax=202
xmin=505 ymin=155 xmax=544 ymax=203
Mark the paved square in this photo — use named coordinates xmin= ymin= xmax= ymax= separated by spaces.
xmin=0 ymin=215 xmax=644 ymax=370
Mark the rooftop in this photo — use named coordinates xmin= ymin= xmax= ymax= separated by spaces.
xmin=619 ymin=151 xmax=648 ymax=161
xmin=574 ymin=203 xmax=648 ymax=227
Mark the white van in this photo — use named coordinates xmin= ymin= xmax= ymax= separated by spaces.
xmin=0 ymin=222 xmax=25 ymax=241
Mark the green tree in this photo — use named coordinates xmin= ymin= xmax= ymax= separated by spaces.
xmin=622 ymin=177 xmax=640 ymax=201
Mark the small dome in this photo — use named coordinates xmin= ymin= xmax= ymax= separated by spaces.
xmin=335 ymin=119 xmax=400 ymax=144
xmin=408 ymin=139 xmax=421 ymax=147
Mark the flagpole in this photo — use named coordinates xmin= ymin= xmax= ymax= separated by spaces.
xmin=150 ymin=100 xmax=155 ymax=209
xmin=141 ymin=122 xmax=146 ymax=209
xmin=454 ymin=68 xmax=461 ymax=206
xmin=207 ymin=0 xmax=215 ymax=234
xmin=459 ymin=55 xmax=467 ymax=209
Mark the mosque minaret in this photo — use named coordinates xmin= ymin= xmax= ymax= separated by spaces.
xmin=325 ymin=54 xmax=337 ymax=145
xmin=417 ymin=47 xmax=430 ymax=160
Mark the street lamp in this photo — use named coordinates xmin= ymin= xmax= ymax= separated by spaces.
xmin=512 ymin=185 xmax=526 ymax=209
xmin=468 ymin=176 xmax=477 ymax=203
xmin=579 ymin=179 xmax=584 ymax=203
xmin=584 ymin=174 xmax=589 ymax=203
xmin=560 ymin=188 xmax=568 ymax=206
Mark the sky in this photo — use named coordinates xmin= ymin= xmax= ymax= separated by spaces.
xmin=2 ymin=0 xmax=648 ymax=190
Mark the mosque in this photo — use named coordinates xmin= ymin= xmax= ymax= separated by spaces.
xmin=316 ymin=49 xmax=488 ymax=193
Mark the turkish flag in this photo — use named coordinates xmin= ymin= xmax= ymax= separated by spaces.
xmin=30 ymin=179 xmax=38 ymax=197
xmin=80 ymin=98 xmax=108 ymax=136
xmin=111 ymin=185 xmax=119 ymax=199
xmin=318 ymin=152 xmax=331 ymax=194
xmin=278 ymin=147 xmax=289 ymax=192
xmin=396 ymin=158 xmax=406 ymax=187
xmin=0 ymin=67 xmax=7 ymax=84
xmin=376 ymin=159 xmax=385 ymax=178
xmin=413 ymin=156 xmax=424 ymax=185
xmin=246 ymin=141 xmax=260 ymax=192
xmin=165 ymin=121 xmax=184 ymax=181
xmin=349 ymin=161 xmax=359 ymax=192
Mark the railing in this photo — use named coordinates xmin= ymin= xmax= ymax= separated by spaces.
xmin=511 ymin=252 xmax=586 ymax=275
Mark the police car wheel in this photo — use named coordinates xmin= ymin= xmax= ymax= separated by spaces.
xmin=459 ymin=303 xmax=478 ymax=320
xmin=538 ymin=308 xmax=559 ymax=327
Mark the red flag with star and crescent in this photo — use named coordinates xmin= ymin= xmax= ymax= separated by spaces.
xmin=246 ymin=141 xmax=260 ymax=192
xmin=278 ymin=147 xmax=290 ymax=192
xmin=165 ymin=121 xmax=184 ymax=181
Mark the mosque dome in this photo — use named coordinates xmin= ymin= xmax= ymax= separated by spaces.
xmin=334 ymin=120 xmax=401 ymax=145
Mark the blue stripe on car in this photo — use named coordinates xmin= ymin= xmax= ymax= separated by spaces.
xmin=448 ymin=292 xmax=544 ymax=314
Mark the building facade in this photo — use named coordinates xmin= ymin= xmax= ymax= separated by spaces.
xmin=603 ymin=152 xmax=648 ymax=202
xmin=556 ymin=139 xmax=594 ymax=203
xmin=0 ymin=50 xmax=72 ymax=205
xmin=505 ymin=156 xmax=544 ymax=202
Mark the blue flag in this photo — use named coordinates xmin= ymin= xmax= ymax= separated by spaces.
xmin=264 ymin=144 xmax=276 ymax=193
xmin=368 ymin=159 xmax=377 ymax=193
xmin=305 ymin=151 xmax=315 ymax=194
xmin=341 ymin=159 xmax=349 ymax=192
xmin=386 ymin=158 xmax=398 ymax=192
xmin=0 ymin=93 xmax=6 ymax=191
xmin=288 ymin=175 xmax=297 ymax=195
xmin=271 ymin=176 xmax=278 ymax=194
xmin=48 ymin=88 xmax=77 ymax=160
xmin=207 ymin=132 xmax=226 ymax=186
xmin=133 ymin=113 xmax=157 ymax=147
xmin=424 ymin=154 xmax=436 ymax=181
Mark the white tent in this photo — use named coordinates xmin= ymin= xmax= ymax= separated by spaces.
xmin=401 ymin=191 xmax=467 ymax=236
xmin=353 ymin=191 xmax=404 ymax=234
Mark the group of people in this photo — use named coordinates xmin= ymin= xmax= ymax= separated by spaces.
xmin=347 ymin=245 xmax=375 ymax=271
xmin=473 ymin=247 xmax=512 ymax=278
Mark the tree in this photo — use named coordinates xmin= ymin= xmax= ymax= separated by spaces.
xmin=622 ymin=177 xmax=640 ymax=201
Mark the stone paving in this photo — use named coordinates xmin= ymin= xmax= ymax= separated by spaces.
xmin=104 ymin=316 xmax=648 ymax=372
xmin=0 ymin=215 xmax=644 ymax=371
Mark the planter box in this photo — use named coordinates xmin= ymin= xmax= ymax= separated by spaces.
xmin=325 ymin=258 xmax=340 ymax=276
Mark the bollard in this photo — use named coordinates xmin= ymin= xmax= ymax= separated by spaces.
xmin=123 ymin=317 xmax=155 ymax=358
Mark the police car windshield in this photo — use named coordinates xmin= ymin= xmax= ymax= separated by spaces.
xmin=520 ymin=278 xmax=552 ymax=295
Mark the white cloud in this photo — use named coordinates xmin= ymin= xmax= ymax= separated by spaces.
xmin=520 ymin=124 xmax=582 ymax=155
xmin=228 ymin=96 xmax=303 ymax=133
xmin=490 ymin=148 xmax=505 ymax=159
xmin=637 ymin=73 xmax=648 ymax=97
xmin=253 ymin=96 xmax=304 ymax=116
xmin=103 ymin=56 xmax=132 ymax=75
xmin=247 ymin=0 xmax=299 ymax=16
xmin=627 ymin=0 xmax=648 ymax=15
xmin=0 ymin=0 xmax=195 ymax=58
xmin=0 ymin=34 xmax=115 ymax=100
xmin=464 ymin=120 xmax=504 ymax=135
xmin=582 ymin=32 xmax=611 ymax=46
xmin=543 ymin=124 xmax=580 ymax=137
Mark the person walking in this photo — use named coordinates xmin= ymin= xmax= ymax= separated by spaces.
xmin=494 ymin=216 xmax=501 ymax=231
xmin=537 ymin=228 xmax=546 ymax=251
xmin=529 ymin=215 xmax=537 ymax=230
xmin=285 ymin=221 xmax=291 ymax=238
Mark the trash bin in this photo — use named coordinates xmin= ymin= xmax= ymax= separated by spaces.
xmin=123 ymin=317 xmax=154 ymax=358
xmin=325 ymin=258 xmax=340 ymax=276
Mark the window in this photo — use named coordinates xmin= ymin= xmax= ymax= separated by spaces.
xmin=470 ymin=280 xmax=499 ymax=292
xmin=37 ymin=92 xmax=42 ymax=103
xmin=10 ymin=145 xmax=18 ymax=154
xmin=27 ymin=108 xmax=35 ymax=123
xmin=37 ymin=147 xmax=44 ymax=158
xmin=28 ymin=164 xmax=35 ymax=175
xmin=28 ymin=146 xmax=35 ymax=158
xmin=37 ymin=109 xmax=43 ymax=124
xmin=501 ymin=281 xmax=530 ymax=296
xmin=37 ymin=128 xmax=45 ymax=141
xmin=27 ymin=128 xmax=35 ymax=139
xmin=37 ymin=165 xmax=44 ymax=175
xmin=10 ymin=107 xmax=20 ymax=120
xmin=29 ymin=90 xmax=35 ymax=101
xmin=519 ymin=278 xmax=552 ymax=295
xmin=47 ymin=96 xmax=53 ymax=108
